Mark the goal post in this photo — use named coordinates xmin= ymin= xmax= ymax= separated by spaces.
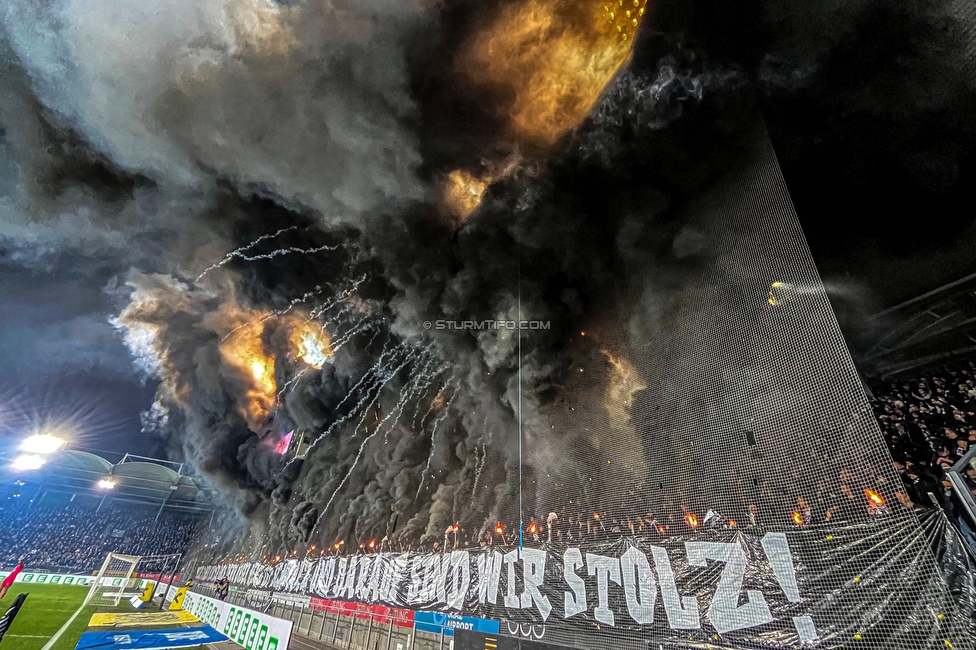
xmin=83 ymin=553 xmax=183 ymax=608
xmin=84 ymin=553 xmax=142 ymax=607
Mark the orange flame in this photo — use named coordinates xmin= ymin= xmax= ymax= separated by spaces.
xmin=495 ymin=522 xmax=505 ymax=535
xmin=791 ymin=511 xmax=804 ymax=526
xmin=865 ymin=489 xmax=885 ymax=507
xmin=685 ymin=513 xmax=699 ymax=528
xmin=218 ymin=313 xmax=277 ymax=430
xmin=442 ymin=170 xmax=489 ymax=220
xmin=728 ymin=519 xmax=737 ymax=527
xmin=528 ymin=522 xmax=538 ymax=535
xmin=462 ymin=0 xmax=648 ymax=147
xmin=369 ymin=539 xmax=376 ymax=549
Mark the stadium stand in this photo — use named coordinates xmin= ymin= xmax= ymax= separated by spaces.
xmin=871 ymin=359 xmax=976 ymax=511
xmin=0 ymin=450 xmax=213 ymax=573
xmin=0 ymin=501 xmax=202 ymax=573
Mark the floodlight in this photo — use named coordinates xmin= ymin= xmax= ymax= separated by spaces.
xmin=11 ymin=454 xmax=46 ymax=471
xmin=19 ymin=433 xmax=66 ymax=455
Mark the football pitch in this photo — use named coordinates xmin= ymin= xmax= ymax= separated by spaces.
xmin=1 ymin=584 xmax=93 ymax=650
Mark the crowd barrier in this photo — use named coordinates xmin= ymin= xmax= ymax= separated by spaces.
xmin=216 ymin=587 xmax=498 ymax=650
xmin=183 ymin=590 xmax=293 ymax=650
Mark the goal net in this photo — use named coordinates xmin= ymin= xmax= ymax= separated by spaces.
xmin=84 ymin=552 xmax=182 ymax=608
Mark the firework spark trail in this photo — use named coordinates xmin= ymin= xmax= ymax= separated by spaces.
xmin=308 ymin=276 xmax=367 ymax=320
xmin=414 ymin=381 xmax=461 ymax=500
xmin=217 ymin=276 xmax=365 ymax=344
xmin=211 ymin=243 xmax=341 ymax=276
xmin=384 ymin=353 xmax=446 ymax=444
xmin=313 ymin=347 xmax=428 ymax=529
xmin=196 ymin=226 xmax=299 ymax=280
xmin=361 ymin=326 xmax=385 ymax=350
xmin=374 ymin=351 xmax=436 ymax=445
xmin=219 ymin=313 xmax=275 ymax=344
xmin=285 ymin=341 xmax=399 ymax=469
xmin=413 ymin=378 xmax=450 ymax=430
xmin=472 ymin=441 xmax=489 ymax=498
xmin=281 ymin=287 xmax=327 ymax=312
xmin=278 ymin=367 xmax=309 ymax=399
xmin=327 ymin=314 xmax=377 ymax=353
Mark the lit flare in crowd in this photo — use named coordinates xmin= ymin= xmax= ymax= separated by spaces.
xmin=495 ymin=522 xmax=505 ymax=536
xmin=792 ymin=511 xmax=804 ymax=526
xmin=684 ymin=513 xmax=699 ymax=528
xmin=865 ymin=489 xmax=885 ymax=507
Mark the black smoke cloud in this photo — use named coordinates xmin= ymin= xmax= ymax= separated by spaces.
xmin=1 ymin=0 xmax=974 ymax=551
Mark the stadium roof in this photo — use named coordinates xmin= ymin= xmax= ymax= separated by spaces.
xmin=4 ymin=449 xmax=215 ymax=514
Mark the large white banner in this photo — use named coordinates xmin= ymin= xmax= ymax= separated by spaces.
xmin=182 ymin=591 xmax=292 ymax=650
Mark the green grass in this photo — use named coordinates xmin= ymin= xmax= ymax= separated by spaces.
xmin=1 ymin=584 xmax=92 ymax=650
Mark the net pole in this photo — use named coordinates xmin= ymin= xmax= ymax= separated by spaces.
xmin=159 ymin=554 xmax=182 ymax=610
xmin=518 ymin=263 xmax=523 ymax=551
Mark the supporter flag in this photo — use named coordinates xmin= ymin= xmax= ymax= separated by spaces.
xmin=0 ymin=593 xmax=28 ymax=642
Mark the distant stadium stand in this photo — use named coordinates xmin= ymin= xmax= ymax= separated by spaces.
xmin=0 ymin=450 xmax=213 ymax=573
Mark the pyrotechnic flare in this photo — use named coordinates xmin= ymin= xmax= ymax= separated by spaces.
xmin=865 ymin=489 xmax=885 ymax=507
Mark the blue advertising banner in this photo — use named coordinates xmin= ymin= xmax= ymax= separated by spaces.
xmin=414 ymin=611 xmax=500 ymax=637
xmin=75 ymin=626 xmax=229 ymax=650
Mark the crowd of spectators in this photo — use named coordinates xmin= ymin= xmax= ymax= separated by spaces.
xmin=0 ymin=501 xmax=203 ymax=572
xmin=872 ymin=360 xmax=976 ymax=512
